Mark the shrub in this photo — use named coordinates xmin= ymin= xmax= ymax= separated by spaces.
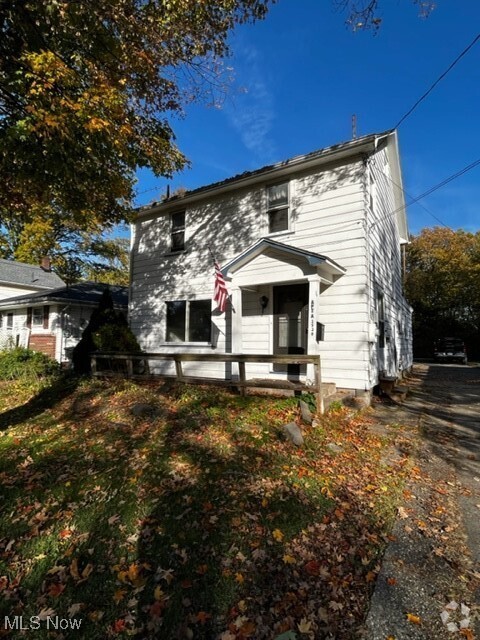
xmin=92 ymin=312 xmax=141 ymax=353
xmin=0 ymin=347 xmax=60 ymax=381
xmin=72 ymin=288 xmax=141 ymax=374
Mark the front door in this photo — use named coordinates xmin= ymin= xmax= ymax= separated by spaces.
xmin=273 ymin=284 xmax=308 ymax=376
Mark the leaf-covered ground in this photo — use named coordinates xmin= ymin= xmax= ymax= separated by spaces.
xmin=0 ymin=377 xmax=410 ymax=639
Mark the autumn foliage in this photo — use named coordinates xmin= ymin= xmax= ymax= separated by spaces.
xmin=0 ymin=378 xmax=409 ymax=639
xmin=405 ymin=227 xmax=480 ymax=358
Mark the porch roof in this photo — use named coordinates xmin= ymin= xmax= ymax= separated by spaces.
xmin=221 ymin=238 xmax=346 ymax=284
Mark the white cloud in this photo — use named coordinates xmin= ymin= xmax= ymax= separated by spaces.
xmin=224 ymin=45 xmax=276 ymax=163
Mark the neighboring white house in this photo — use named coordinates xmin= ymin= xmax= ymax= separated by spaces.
xmin=0 ymin=282 xmax=128 ymax=362
xmin=129 ymin=130 xmax=413 ymax=397
xmin=0 ymin=258 xmax=66 ymax=351
xmin=0 ymin=257 xmax=65 ymax=301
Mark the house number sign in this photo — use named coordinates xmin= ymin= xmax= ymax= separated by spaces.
xmin=310 ymin=300 xmax=315 ymax=337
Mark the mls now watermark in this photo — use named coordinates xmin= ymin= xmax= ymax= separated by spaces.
xmin=4 ymin=616 xmax=83 ymax=631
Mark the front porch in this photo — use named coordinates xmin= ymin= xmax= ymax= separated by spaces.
xmin=222 ymin=237 xmax=346 ymax=387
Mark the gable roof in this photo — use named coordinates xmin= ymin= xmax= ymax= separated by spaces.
xmin=137 ymin=129 xmax=395 ymax=219
xmin=0 ymin=258 xmax=65 ymax=290
xmin=0 ymin=282 xmax=128 ymax=310
xmin=221 ymin=238 xmax=346 ymax=285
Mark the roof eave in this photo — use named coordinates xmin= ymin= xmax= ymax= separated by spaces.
xmin=136 ymin=131 xmax=393 ymax=220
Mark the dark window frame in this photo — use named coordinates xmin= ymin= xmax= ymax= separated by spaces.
xmin=170 ymin=211 xmax=186 ymax=252
xmin=165 ymin=299 xmax=211 ymax=343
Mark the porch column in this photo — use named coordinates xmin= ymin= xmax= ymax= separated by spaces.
xmin=230 ymin=285 xmax=242 ymax=379
xmin=307 ymin=275 xmax=321 ymax=379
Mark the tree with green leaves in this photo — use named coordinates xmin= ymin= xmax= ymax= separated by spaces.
xmin=0 ymin=0 xmax=436 ymax=275
xmin=405 ymin=227 xmax=480 ymax=359
xmin=0 ymin=0 xmax=272 ymax=230
xmin=0 ymin=210 xmax=129 ymax=285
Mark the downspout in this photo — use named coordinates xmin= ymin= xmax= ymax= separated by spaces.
xmin=128 ymin=222 xmax=135 ymax=328
xmin=363 ymin=151 xmax=374 ymax=390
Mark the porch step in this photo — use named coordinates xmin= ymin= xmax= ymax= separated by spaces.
xmin=379 ymin=377 xmax=409 ymax=402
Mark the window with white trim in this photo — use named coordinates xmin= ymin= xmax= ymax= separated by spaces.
xmin=267 ymin=182 xmax=289 ymax=233
xmin=2 ymin=312 xmax=14 ymax=330
xmin=170 ymin=211 xmax=185 ymax=252
xmin=32 ymin=307 xmax=45 ymax=327
xmin=166 ymin=300 xmax=211 ymax=343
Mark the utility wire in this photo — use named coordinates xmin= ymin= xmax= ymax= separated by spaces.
xmin=370 ymin=158 xmax=452 ymax=229
xmin=394 ymin=31 xmax=480 ymax=129
xmin=370 ymin=155 xmax=480 ymax=228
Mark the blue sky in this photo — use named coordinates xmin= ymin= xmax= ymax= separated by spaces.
xmin=135 ymin=1 xmax=480 ymax=235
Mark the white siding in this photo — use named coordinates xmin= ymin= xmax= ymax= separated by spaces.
xmin=366 ymin=142 xmax=413 ymax=383
xmin=0 ymin=284 xmax=41 ymax=301
xmin=131 ymin=139 xmax=412 ymax=392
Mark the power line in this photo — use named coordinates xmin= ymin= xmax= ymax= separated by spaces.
xmin=370 ymin=158 xmax=452 ymax=229
xmin=370 ymin=155 xmax=480 ymax=229
xmin=394 ymin=31 xmax=480 ymax=129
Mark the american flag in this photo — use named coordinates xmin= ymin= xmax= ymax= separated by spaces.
xmin=213 ymin=261 xmax=228 ymax=313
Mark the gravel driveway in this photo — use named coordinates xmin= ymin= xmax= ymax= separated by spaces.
xmin=366 ymin=362 xmax=480 ymax=639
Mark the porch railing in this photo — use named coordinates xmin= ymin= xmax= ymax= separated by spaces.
xmin=90 ymin=352 xmax=324 ymax=413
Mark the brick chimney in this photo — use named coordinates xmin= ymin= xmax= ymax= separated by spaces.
xmin=40 ymin=256 xmax=51 ymax=272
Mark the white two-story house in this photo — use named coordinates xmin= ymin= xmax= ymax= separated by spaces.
xmin=129 ymin=130 xmax=413 ymax=399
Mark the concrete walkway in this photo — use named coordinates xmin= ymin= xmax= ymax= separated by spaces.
xmin=366 ymin=363 xmax=480 ymax=639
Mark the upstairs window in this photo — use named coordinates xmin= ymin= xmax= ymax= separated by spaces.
xmin=166 ymin=299 xmax=211 ymax=343
xmin=170 ymin=211 xmax=185 ymax=252
xmin=267 ymin=183 xmax=289 ymax=234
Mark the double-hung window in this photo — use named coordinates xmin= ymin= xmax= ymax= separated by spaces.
xmin=166 ymin=300 xmax=211 ymax=343
xmin=3 ymin=312 xmax=13 ymax=330
xmin=170 ymin=211 xmax=185 ymax=252
xmin=32 ymin=307 xmax=45 ymax=327
xmin=267 ymin=182 xmax=289 ymax=234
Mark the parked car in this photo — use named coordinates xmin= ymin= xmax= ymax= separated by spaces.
xmin=434 ymin=337 xmax=468 ymax=365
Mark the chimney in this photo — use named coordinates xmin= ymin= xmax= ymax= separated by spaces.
xmin=40 ymin=256 xmax=51 ymax=272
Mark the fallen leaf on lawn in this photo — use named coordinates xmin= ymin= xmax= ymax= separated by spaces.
xmin=108 ymin=514 xmax=121 ymax=525
xmin=149 ymin=600 xmax=165 ymax=618
xmin=38 ymin=608 xmax=56 ymax=620
xmin=297 ymin=618 xmax=312 ymax=633
xmin=386 ymin=577 xmax=397 ymax=586
xmin=154 ymin=586 xmax=166 ymax=601
xmin=283 ymin=554 xmax=296 ymax=564
xmin=397 ymin=506 xmax=409 ymax=519
xmin=112 ymin=618 xmax=126 ymax=633
xmin=235 ymin=572 xmax=244 ymax=584
xmin=67 ymin=603 xmax=83 ymax=617
xmin=440 ymin=610 xmax=450 ymax=624
xmin=82 ymin=563 xmax=94 ymax=579
xmin=406 ymin=613 xmax=421 ymax=625
xmin=47 ymin=582 xmax=65 ymax=597
xmin=114 ymin=588 xmax=126 ymax=604
xmin=196 ymin=611 xmax=211 ymax=625
xmin=272 ymin=529 xmax=284 ymax=542
xmin=196 ymin=564 xmax=208 ymax=575
xmin=70 ymin=559 xmax=80 ymax=580
xmin=460 ymin=629 xmax=474 ymax=640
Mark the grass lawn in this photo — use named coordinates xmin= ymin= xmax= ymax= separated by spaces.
xmin=0 ymin=375 xmax=409 ymax=639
